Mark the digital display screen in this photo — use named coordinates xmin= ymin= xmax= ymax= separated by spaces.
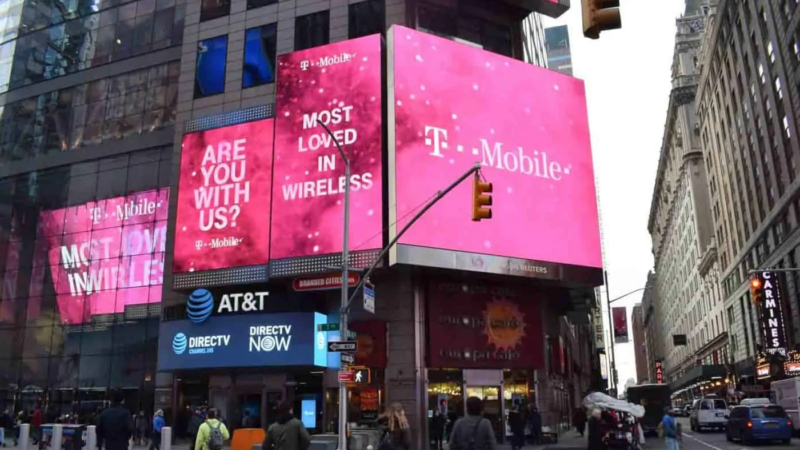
xmin=301 ymin=399 xmax=317 ymax=429
xmin=388 ymin=26 xmax=601 ymax=270
xmin=243 ymin=24 xmax=277 ymax=89
xmin=34 ymin=188 xmax=169 ymax=325
xmin=173 ymin=119 xmax=274 ymax=273
xmin=196 ymin=35 xmax=228 ymax=98
xmin=271 ymin=34 xmax=383 ymax=259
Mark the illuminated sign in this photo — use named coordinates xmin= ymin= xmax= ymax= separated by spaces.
xmin=186 ymin=288 xmax=270 ymax=323
xmin=754 ymin=271 xmax=788 ymax=356
xmin=785 ymin=350 xmax=800 ymax=376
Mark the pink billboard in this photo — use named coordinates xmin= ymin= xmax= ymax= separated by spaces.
xmin=173 ymin=119 xmax=274 ymax=272
xmin=36 ymin=188 xmax=169 ymax=325
xmin=271 ymin=34 xmax=383 ymax=259
xmin=388 ymin=26 xmax=602 ymax=270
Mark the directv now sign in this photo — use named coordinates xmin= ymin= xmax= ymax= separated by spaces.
xmin=187 ymin=288 xmax=269 ymax=324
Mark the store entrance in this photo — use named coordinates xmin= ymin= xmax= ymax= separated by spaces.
xmin=465 ymin=386 xmax=504 ymax=443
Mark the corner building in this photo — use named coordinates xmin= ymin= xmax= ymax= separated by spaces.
xmin=0 ymin=0 xmax=602 ymax=446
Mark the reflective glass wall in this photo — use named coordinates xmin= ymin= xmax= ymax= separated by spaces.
xmin=0 ymin=146 xmax=171 ymax=417
xmin=0 ymin=61 xmax=180 ymax=162
xmin=0 ymin=0 xmax=185 ymax=93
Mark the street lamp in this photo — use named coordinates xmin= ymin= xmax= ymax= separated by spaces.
xmin=604 ymin=270 xmax=646 ymax=393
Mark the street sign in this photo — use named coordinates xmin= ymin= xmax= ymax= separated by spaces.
xmin=338 ymin=370 xmax=355 ymax=383
xmin=328 ymin=341 xmax=358 ymax=352
xmin=341 ymin=353 xmax=355 ymax=365
xmin=363 ymin=283 xmax=375 ymax=314
xmin=293 ymin=273 xmax=360 ymax=292
xmin=317 ymin=323 xmax=340 ymax=332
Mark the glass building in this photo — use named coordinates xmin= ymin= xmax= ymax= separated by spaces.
xmin=0 ymin=0 xmax=551 ymax=421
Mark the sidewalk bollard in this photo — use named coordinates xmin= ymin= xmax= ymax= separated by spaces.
xmin=19 ymin=424 xmax=30 ymax=450
xmin=162 ymin=427 xmax=172 ymax=450
xmin=87 ymin=425 xmax=97 ymax=450
xmin=53 ymin=425 xmax=63 ymax=450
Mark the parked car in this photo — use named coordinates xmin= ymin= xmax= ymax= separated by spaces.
xmin=690 ymin=397 xmax=729 ymax=431
xmin=683 ymin=404 xmax=692 ymax=417
xmin=726 ymin=403 xmax=792 ymax=444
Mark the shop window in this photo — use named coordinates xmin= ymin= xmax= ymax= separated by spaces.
xmin=201 ymin=0 xmax=231 ymax=22
xmin=243 ymin=24 xmax=278 ymax=89
xmin=295 ymin=10 xmax=330 ymax=51
xmin=247 ymin=0 xmax=277 ymax=10
xmin=348 ymin=0 xmax=385 ymax=39
xmin=195 ymin=35 xmax=228 ymax=98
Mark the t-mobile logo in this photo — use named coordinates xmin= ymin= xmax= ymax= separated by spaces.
xmin=424 ymin=126 xmax=449 ymax=157
xmin=89 ymin=207 xmax=103 ymax=224
xmin=300 ymin=60 xmax=310 ymax=71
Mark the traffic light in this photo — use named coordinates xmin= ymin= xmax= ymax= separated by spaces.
xmin=750 ymin=276 xmax=764 ymax=304
xmin=582 ymin=0 xmax=622 ymax=39
xmin=472 ymin=175 xmax=493 ymax=221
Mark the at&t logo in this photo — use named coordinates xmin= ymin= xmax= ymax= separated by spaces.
xmin=173 ymin=333 xmax=188 ymax=354
xmin=188 ymin=289 xmax=214 ymax=323
xmin=249 ymin=325 xmax=292 ymax=352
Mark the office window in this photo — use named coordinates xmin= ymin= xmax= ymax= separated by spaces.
xmin=295 ymin=10 xmax=330 ymax=51
xmin=201 ymin=0 xmax=230 ymax=22
xmin=195 ymin=36 xmax=228 ymax=98
xmin=243 ymin=24 xmax=278 ymax=88
xmin=349 ymin=0 xmax=385 ymax=38
xmin=247 ymin=0 xmax=277 ymax=10
xmin=418 ymin=4 xmax=512 ymax=57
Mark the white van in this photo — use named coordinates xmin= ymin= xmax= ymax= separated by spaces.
xmin=690 ymin=397 xmax=729 ymax=431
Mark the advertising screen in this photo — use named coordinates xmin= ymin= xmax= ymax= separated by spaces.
xmin=387 ymin=26 xmax=601 ymax=281
xmin=157 ymin=312 xmax=329 ymax=370
xmin=173 ymin=119 xmax=275 ymax=273
xmin=271 ymin=34 xmax=383 ymax=260
xmin=301 ymin=399 xmax=317 ymax=429
xmin=426 ymin=280 xmax=543 ymax=369
xmin=36 ymin=188 xmax=169 ymax=325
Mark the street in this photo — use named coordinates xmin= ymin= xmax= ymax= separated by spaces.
xmin=675 ymin=418 xmax=799 ymax=450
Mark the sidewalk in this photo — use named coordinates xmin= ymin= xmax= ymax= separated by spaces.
xmin=0 ymin=433 xmax=588 ymax=450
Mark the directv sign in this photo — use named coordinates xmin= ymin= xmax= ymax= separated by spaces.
xmin=187 ymin=288 xmax=269 ymax=323
xmin=158 ymin=312 xmax=329 ymax=370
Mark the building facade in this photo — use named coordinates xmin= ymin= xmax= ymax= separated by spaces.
xmin=0 ymin=0 xmax=599 ymax=444
xmin=544 ymin=25 xmax=571 ymax=76
xmin=640 ymin=271 xmax=660 ymax=383
xmin=631 ymin=303 xmax=648 ymax=383
xmin=695 ymin=0 xmax=800 ymax=385
xmin=647 ymin=1 xmax=729 ymax=399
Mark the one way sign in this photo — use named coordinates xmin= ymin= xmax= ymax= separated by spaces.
xmin=328 ymin=341 xmax=358 ymax=352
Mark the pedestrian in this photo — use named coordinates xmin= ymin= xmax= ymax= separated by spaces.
xmin=188 ymin=409 xmax=203 ymax=450
xmin=526 ymin=404 xmax=542 ymax=445
xmin=262 ymin=401 xmax=310 ymax=450
xmin=377 ymin=403 xmax=411 ymax=450
xmin=0 ymin=407 xmax=11 ymax=447
xmin=96 ymin=391 xmax=134 ymax=450
xmin=430 ymin=410 xmax=445 ymax=450
xmin=30 ymin=404 xmax=42 ymax=445
xmin=661 ymin=407 xmax=678 ymax=450
xmin=587 ymin=409 xmax=604 ymax=450
xmin=573 ymin=407 xmax=587 ymax=437
xmin=150 ymin=410 xmax=166 ymax=450
xmin=448 ymin=397 xmax=497 ymax=450
xmin=508 ymin=405 xmax=525 ymax=450
xmin=135 ymin=411 xmax=149 ymax=445
xmin=195 ymin=409 xmax=229 ymax=450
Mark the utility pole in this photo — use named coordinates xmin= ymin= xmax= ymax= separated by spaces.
xmin=317 ymin=119 xmax=351 ymax=450
xmin=603 ymin=271 xmax=646 ymax=395
xmin=318 ymin=118 xmax=485 ymax=450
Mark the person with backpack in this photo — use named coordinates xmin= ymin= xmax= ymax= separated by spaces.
xmin=448 ymin=397 xmax=497 ymax=450
xmin=262 ymin=401 xmax=311 ymax=450
xmin=195 ymin=409 xmax=230 ymax=450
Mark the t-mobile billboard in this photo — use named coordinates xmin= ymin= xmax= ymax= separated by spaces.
xmin=271 ymin=34 xmax=383 ymax=260
xmin=37 ymin=188 xmax=169 ymax=324
xmin=387 ymin=26 xmax=601 ymax=283
xmin=173 ymin=119 xmax=274 ymax=272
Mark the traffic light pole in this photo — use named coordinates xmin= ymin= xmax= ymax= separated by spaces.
xmin=604 ymin=271 xmax=646 ymax=394
xmin=317 ymin=119 xmax=351 ymax=450
xmin=319 ymin=116 xmax=483 ymax=449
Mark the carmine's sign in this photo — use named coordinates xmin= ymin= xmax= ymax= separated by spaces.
xmin=755 ymin=271 xmax=788 ymax=356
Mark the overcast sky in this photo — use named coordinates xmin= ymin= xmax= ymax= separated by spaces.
xmin=542 ymin=0 xmax=686 ymax=387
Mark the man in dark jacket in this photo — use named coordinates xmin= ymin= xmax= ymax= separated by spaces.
xmin=449 ymin=397 xmax=497 ymax=450
xmin=188 ymin=409 xmax=203 ymax=450
xmin=263 ymin=401 xmax=311 ymax=450
xmin=97 ymin=392 xmax=134 ymax=450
